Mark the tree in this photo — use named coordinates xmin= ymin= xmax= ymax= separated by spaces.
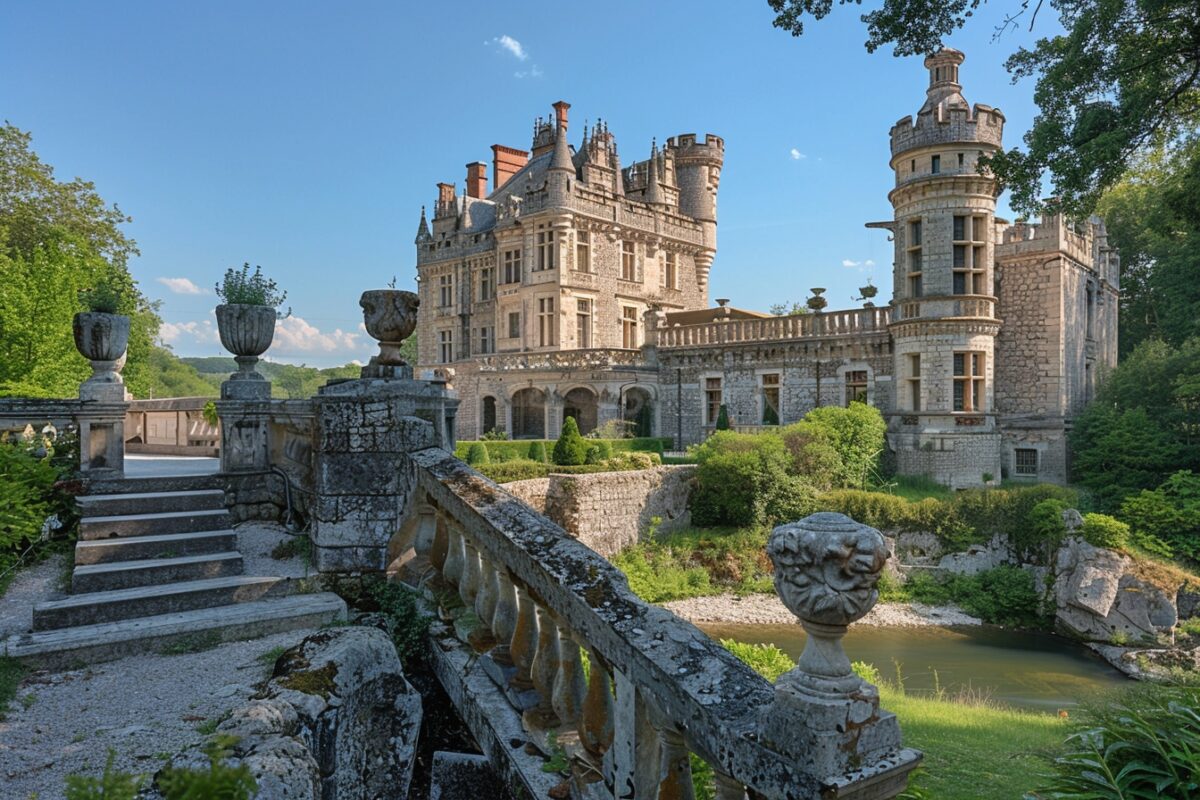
xmin=552 ymin=416 xmax=589 ymax=466
xmin=715 ymin=404 xmax=731 ymax=431
xmin=766 ymin=0 xmax=1200 ymax=224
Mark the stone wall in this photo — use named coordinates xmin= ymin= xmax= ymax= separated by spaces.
xmin=504 ymin=465 xmax=695 ymax=557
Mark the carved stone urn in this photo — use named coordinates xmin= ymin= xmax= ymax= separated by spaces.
xmin=73 ymin=312 xmax=130 ymax=388
xmin=215 ymin=303 xmax=277 ymax=382
xmin=360 ymin=289 xmax=419 ymax=379
xmin=806 ymin=287 xmax=828 ymax=312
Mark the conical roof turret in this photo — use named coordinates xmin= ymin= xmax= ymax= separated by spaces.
xmin=415 ymin=205 xmax=431 ymax=243
xmin=644 ymin=139 xmax=664 ymax=205
xmin=549 ymin=120 xmax=574 ymax=174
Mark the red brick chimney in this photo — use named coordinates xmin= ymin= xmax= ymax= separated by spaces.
xmin=491 ymin=145 xmax=529 ymax=191
xmin=552 ymin=100 xmax=570 ymax=131
xmin=435 ymin=182 xmax=456 ymax=217
xmin=466 ymin=162 xmax=488 ymax=199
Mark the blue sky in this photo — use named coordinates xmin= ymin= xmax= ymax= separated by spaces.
xmin=2 ymin=1 xmax=1056 ymax=367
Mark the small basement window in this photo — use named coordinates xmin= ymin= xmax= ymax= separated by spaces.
xmin=1014 ymin=448 xmax=1038 ymax=476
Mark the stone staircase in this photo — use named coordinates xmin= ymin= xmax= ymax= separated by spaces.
xmin=2 ymin=476 xmax=346 ymax=668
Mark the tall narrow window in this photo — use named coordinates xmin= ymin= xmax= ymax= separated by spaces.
xmin=958 ymin=152 xmax=964 ymax=168
xmin=931 ymin=154 xmax=941 ymax=174
xmin=507 ymin=311 xmax=521 ymax=341
xmin=537 ymin=297 xmax=556 ymax=346
xmin=705 ymin=377 xmax=723 ymax=426
xmin=952 ymin=352 xmax=986 ymax=412
xmin=845 ymin=370 xmax=868 ymax=406
xmin=478 ymin=266 xmax=494 ymax=301
xmin=438 ymin=274 xmax=453 ymax=307
xmin=907 ymin=219 xmax=923 ymax=298
xmin=621 ymin=306 xmax=639 ymax=349
xmin=1086 ymin=285 xmax=1095 ymax=339
xmin=438 ymin=329 xmax=453 ymax=364
xmin=621 ymin=241 xmax=637 ymax=281
xmin=502 ymin=249 xmax=522 ymax=284
xmin=478 ymin=326 xmax=493 ymax=354
xmin=908 ymin=354 xmax=921 ymax=412
xmin=575 ymin=231 xmax=591 ymax=273
xmin=576 ymin=298 xmax=592 ymax=348
xmin=535 ymin=226 xmax=556 ymax=271
xmin=952 ymin=215 xmax=987 ymax=295
xmin=760 ymin=373 xmax=780 ymax=425
xmin=661 ymin=252 xmax=677 ymax=290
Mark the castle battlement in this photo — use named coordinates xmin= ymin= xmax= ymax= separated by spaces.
xmin=667 ymin=133 xmax=725 ymax=161
xmin=889 ymin=49 xmax=1005 ymax=158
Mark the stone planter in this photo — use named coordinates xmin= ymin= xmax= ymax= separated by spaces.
xmin=73 ymin=312 xmax=130 ymax=386
xmin=215 ymin=303 xmax=277 ymax=381
xmin=360 ymin=289 xmax=419 ymax=379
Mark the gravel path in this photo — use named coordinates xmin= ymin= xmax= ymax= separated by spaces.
xmin=0 ymin=629 xmax=310 ymax=799
xmin=663 ymin=593 xmax=982 ymax=627
xmin=0 ymin=554 xmax=66 ymax=640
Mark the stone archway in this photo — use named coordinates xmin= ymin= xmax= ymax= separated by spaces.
xmin=481 ymin=395 xmax=498 ymax=435
xmin=623 ymin=387 xmax=654 ymax=438
xmin=511 ymin=388 xmax=546 ymax=439
xmin=563 ymin=387 xmax=599 ymax=435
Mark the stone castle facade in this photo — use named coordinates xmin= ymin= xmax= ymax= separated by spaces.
xmin=414 ymin=49 xmax=1118 ymax=487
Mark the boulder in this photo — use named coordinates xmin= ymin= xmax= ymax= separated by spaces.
xmin=938 ymin=534 xmax=1015 ymax=576
xmin=1054 ymin=538 xmax=1178 ymax=644
xmin=893 ymin=531 xmax=944 ymax=564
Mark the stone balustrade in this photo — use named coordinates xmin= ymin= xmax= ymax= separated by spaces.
xmin=474 ymin=347 xmax=647 ymax=372
xmin=396 ymin=447 xmax=920 ymax=799
xmin=124 ymin=397 xmax=219 ymax=456
xmin=892 ymin=295 xmax=996 ymax=323
xmin=657 ymin=307 xmax=891 ymax=349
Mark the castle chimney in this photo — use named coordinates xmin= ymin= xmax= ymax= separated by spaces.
xmin=466 ymin=162 xmax=488 ymax=199
xmin=491 ymin=145 xmax=529 ymax=192
xmin=435 ymin=182 xmax=456 ymax=217
xmin=552 ymin=100 xmax=570 ymax=131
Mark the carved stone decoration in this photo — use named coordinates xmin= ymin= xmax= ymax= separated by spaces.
xmin=73 ymin=312 xmax=130 ymax=389
xmin=215 ymin=303 xmax=277 ymax=382
xmin=360 ymin=289 xmax=419 ymax=379
xmin=767 ymin=512 xmax=889 ymax=694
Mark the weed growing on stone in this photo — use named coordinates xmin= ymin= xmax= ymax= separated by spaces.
xmin=540 ymin=731 xmax=569 ymax=774
xmin=159 ymin=631 xmax=222 ymax=655
xmin=64 ymin=750 xmax=144 ymax=800
xmin=0 ymin=656 xmax=28 ymax=719
xmin=256 ymin=645 xmax=288 ymax=673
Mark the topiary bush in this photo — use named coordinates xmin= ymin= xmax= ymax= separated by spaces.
xmin=526 ymin=440 xmax=548 ymax=463
xmin=465 ymin=442 xmax=490 ymax=466
xmin=552 ymin=416 xmax=589 ymax=466
xmin=1078 ymin=512 xmax=1131 ymax=550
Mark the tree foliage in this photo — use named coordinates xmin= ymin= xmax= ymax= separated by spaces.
xmin=766 ymin=0 xmax=1200 ymax=223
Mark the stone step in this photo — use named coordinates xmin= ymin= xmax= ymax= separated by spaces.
xmin=77 ymin=489 xmax=226 ymax=518
xmin=75 ymin=530 xmax=238 ymax=565
xmin=33 ymin=576 xmax=288 ymax=630
xmin=80 ymin=509 xmax=232 ymax=541
xmin=85 ymin=474 xmax=226 ymax=496
xmin=2 ymin=593 xmax=347 ymax=669
xmin=72 ymin=552 xmax=244 ymax=593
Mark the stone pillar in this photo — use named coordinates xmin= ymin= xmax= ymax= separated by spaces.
xmin=77 ymin=380 xmax=127 ymax=478
xmin=309 ymin=376 xmax=459 ymax=573
xmin=760 ymin=512 xmax=913 ymax=785
xmin=217 ymin=377 xmax=272 ymax=474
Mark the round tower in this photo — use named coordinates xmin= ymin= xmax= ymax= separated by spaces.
xmin=887 ymin=49 xmax=1005 ymax=488
xmin=667 ymin=133 xmax=724 ymax=298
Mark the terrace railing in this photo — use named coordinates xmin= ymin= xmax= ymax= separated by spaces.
xmin=657 ymin=307 xmax=891 ymax=350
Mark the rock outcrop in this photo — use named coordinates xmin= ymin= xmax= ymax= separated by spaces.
xmin=1053 ymin=538 xmax=1177 ymax=645
xmin=155 ymin=625 xmax=422 ymax=799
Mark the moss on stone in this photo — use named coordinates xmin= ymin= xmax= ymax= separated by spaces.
xmin=277 ymin=662 xmax=338 ymax=700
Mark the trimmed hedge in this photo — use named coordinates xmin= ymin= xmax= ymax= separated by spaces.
xmin=455 ymin=436 xmax=671 ymax=463
xmin=475 ymin=452 xmax=663 ymax=484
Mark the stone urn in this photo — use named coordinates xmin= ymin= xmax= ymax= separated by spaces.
xmin=215 ymin=303 xmax=277 ymax=381
xmin=73 ymin=312 xmax=130 ymax=386
xmin=360 ymin=289 xmax=419 ymax=379
xmin=806 ymin=287 xmax=828 ymax=312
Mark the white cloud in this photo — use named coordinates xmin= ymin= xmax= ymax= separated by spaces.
xmin=790 ymin=148 xmax=806 ymax=160
xmin=841 ymin=259 xmax=859 ymax=268
xmin=157 ymin=277 xmax=206 ymax=295
xmin=514 ymin=64 xmax=543 ymax=79
xmin=491 ymin=35 xmax=528 ymax=61
xmin=158 ymin=319 xmax=219 ymax=346
xmin=841 ymin=259 xmax=878 ymax=271
xmin=271 ymin=315 xmax=361 ymax=355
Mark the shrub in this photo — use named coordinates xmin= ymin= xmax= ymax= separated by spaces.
xmin=215 ymin=262 xmax=288 ymax=311
xmin=691 ymin=433 xmax=794 ymax=527
xmin=202 ymin=400 xmax=218 ymax=427
xmin=801 ymin=404 xmax=887 ymax=488
xmin=1078 ymin=513 xmax=1131 ymax=550
xmin=553 ymin=417 xmax=589 ymax=466
xmin=465 ymin=442 xmax=490 ymax=466
xmin=612 ymin=548 xmax=712 ymax=603
xmin=480 ymin=428 xmax=508 ymax=441
xmin=585 ymin=445 xmax=602 ymax=465
xmin=957 ymin=566 xmax=1045 ymax=629
xmin=1119 ymin=471 xmax=1200 ymax=562
xmin=157 ymin=736 xmax=257 ymax=799
xmin=1026 ymin=499 xmax=1068 ymax=551
xmin=779 ymin=420 xmax=843 ymax=491
xmin=78 ymin=281 xmax=122 ymax=314
xmin=595 ymin=440 xmax=613 ymax=460
xmin=715 ymin=403 xmax=730 ymax=431
xmin=367 ymin=579 xmax=432 ymax=667
xmin=477 ymin=459 xmax=548 ymax=483
xmin=526 ymin=440 xmax=548 ymax=463
xmin=65 ymin=751 xmax=142 ymax=800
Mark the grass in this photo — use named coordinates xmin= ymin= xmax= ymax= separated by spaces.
xmin=721 ymin=640 xmax=1069 ymax=800
xmin=256 ymin=645 xmax=288 ymax=672
xmin=612 ymin=526 xmax=773 ymax=603
xmin=158 ymin=631 xmax=223 ymax=655
xmin=0 ymin=657 xmax=29 ymax=720
xmin=872 ymin=474 xmax=956 ymax=503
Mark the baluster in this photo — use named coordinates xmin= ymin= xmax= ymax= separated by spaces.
xmin=442 ymin=521 xmax=464 ymax=589
xmin=509 ymin=585 xmax=538 ymax=689
xmin=713 ymin=772 xmax=746 ymax=800
xmin=428 ymin=510 xmax=448 ymax=573
xmin=551 ymin=626 xmax=586 ymax=727
xmin=475 ymin=553 xmax=499 ymax=632
xmin=655 ymin=727 xmax=695 ymax=800
xmin=459 ymin=538 xmax=481 ymax=609
xmin=579 ymin=647 xmax=614 ymax=761
xmin=529 ymin=605 xmax=560 ymax=724
xmin=490 ymin=568 xmax=519 ymax=665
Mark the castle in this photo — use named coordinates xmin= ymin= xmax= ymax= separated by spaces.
xmin=414 ymin=49 xmax=1119 ymax=487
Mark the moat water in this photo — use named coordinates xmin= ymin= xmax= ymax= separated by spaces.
xmin=702 ymin=623 xmax=1130 ymax=711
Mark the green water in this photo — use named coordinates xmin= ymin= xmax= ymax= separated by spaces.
xmin=701 ymin=623 xmax=1130 ymax=711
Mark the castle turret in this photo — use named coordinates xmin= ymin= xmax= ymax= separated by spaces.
xmin=667 ymin=133 xmax=724 ymax=297
xmin=883 ymin=49 xmax=1005 ymax=488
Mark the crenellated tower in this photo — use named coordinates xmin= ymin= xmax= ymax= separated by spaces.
xmin=884 ymin=49 xmax=1005 ymax=487
xmin=668 ymin=133 xmax=724 ymax=296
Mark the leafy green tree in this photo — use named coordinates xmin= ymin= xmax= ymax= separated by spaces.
xmin=801 ymin=403 xmax=887 ymax=488
xmin=552 ymin=416 xmax=588 ymax=466
xmin=715 ymin=404 xmax=731 ymax=431
xmin=1119 ymin=471 xmax=1200 ymax=561
xmin=766 ymin=0 xmax=1200 ymax=224
xmin=143 ymin=347 xmax=215 ymax=398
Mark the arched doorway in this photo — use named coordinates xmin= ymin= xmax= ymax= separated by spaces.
xmin=481 ymin=396 xmax=498 ymax=436
xmin=563 ymin=387 xmax=599 ymax=435
xmin=623 ymin=387 xmax=654 ymax=437
xmin=511 ymin=388 xmax=546 ymax=439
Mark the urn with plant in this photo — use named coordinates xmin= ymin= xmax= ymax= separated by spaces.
xmin=74 ymin=280 xmax=130 ymax=387
xmin=214 ymin=263 xmax=289 ymax=382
